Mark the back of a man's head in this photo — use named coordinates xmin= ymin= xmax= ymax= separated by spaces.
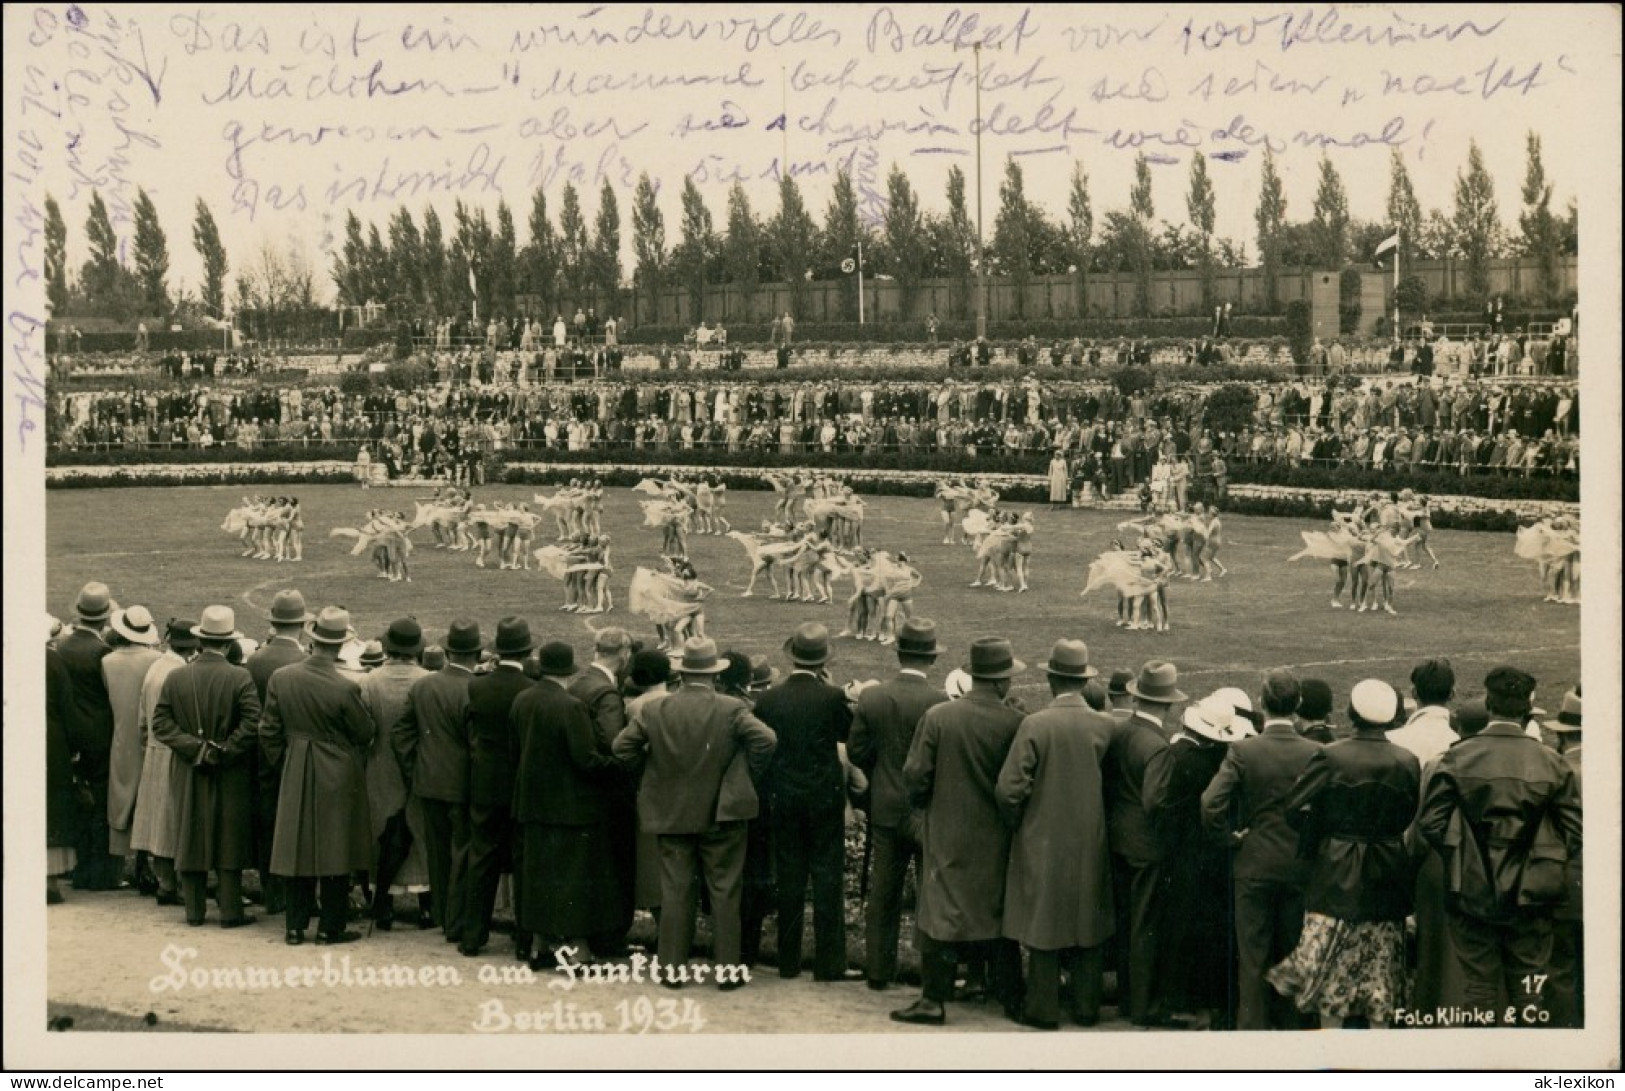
xmin=1411 ymin=658 xmax=1456 ymax=707
xmin=1260 ymin=669 xmax=1301 ymax=719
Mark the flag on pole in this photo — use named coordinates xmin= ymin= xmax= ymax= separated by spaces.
xmin=1373 ymin=232 xmax=1399 ymax=268
xmin=468 ymin=265 xmax=478 ymax=293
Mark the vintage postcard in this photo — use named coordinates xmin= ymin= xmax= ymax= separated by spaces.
xmin=4 ymin=2 xmax=1619 ymax=1071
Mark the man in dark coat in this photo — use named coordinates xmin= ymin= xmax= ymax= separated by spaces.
xmin=1417 ymin=667 xmax=1583 ymax=1014
xmin=612 ymin=638 xmax=777 ymax=986
xmin=261 ymin=607 xmax=376 ymax=945
xmin=395 ymin=619 xmax=480 ymax=947
xmin=457 ymin=618 xmax=531 ymax=957
xmin=1201 ymin=670 xmax=1323 ymax=1029
xmin=150 ymin=605 xmax=263 ymax=927
xmin=46 ymin=641 xmax=78 ymax=904
xmin=57 ymin=582 xmax=122 ymax=890
xmin=996 ymin=640 xmax=1118 ymax=1029
xmin=847 ymin=619 xmax=947 ymax=990
xmin=752 ymin=623 xmax=856 ymax=982
xmin=891 ymin=637 xmax=1027 ymax=1027
xmin=244 ymin=589 xmax=312 ymax=916
xmin=1104 ymin=660 xmax=1182 ymax=1026
xmin=566 ymin=627 xmax=637 ymax=955
xmin=513 ymin=641 xmax=621 ymax=969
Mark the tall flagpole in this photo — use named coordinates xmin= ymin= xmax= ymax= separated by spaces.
xmin=974 ymin=42 xmax=986 ymax=341
xmin=1393 ymin=229 xmax=1400 ymax=341
xmin=857 ymin=236 xmax=865 ymax=325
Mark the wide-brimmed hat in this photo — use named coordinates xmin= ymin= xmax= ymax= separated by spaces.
xmin=1545 ymin=689 xmax=1581 ymax=734
xmin=894 ymin=618 xmax=941 ymax=658
xmin=965 ymin=637 xmax=1026 ymax=680
xmin=193 ymin=605 xmax=243 ymax=642
xmin=382 ymin=617 xmax=423 ymax=656
xmin=1126 ymin=661 xmax=1187 ymax=704
xmin=535 ymin=641 xmax=576 ymax=677
xmin=111 ymin=606 xmax=162 ymax=646
xmin=268 ymin=589 xmax=314 ymax=625
xmin=749 ymin=654 xmax=780 ymax=689
xmin=1107 ymin=670 xmax=1135 ymax=697
xmin=1045 ymin=639 xmax=1097 ymax=679
xmin=944 ymin=668 xmax=972 ymax=700
xmin=359 ymin=640 xmax=386 ymax=668
xmin=784 ymin=622 xmax=833 ymax=668
xmin=671 ymin=636 xmax=730 ymax=675
xmin=166 ymin=617 xmax=200 ymax=651
xmin=493 ymin=616 xmax=535 ymax=658
xmin=75 ymin=581 xmax=114 ymax=623
xmin=443 ymin=618 xmax=483 ymax=656
xmin=1183 ymin=692 xmax=1257 ymax=743
xmin=306 ymin=606 xmax=356 ymax=646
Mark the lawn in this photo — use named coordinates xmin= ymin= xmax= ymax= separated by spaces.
xmin=47 ymin=483 xmax=1581 ymax=706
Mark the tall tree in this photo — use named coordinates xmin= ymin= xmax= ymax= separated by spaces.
xmin=1519 ymin=132 xmax=1563 ymax=305
xmin=387 ymin=207 xmax=423 ymax=307
xmin=1452 ymin=139 xmax=1502 ymax=300
xmin=822 ymin=170 xmax=863 ymax=322
xmin=557 ymin=183 xmax=589 ymax=308
xmin=131 ymin=188 xmax=170 ymax=314
xmin=490 ymin=200 xmax=519 ymax=316
xmin=992 ymin=157 xmax=1035 ymax=319
xmin=365 ymin=221 xmax=390 ymax=304
xmin=420 ymin=204 xmax=448 ymax=314
xmin=1255 ymin=148 xmax=1287 ymax=310
xmin=1186 ymin=153 xmax=1216 ymax=310
xmin=631 ymin=173 xmax=668 ymax=323
xmin=722 ymin=182 xmax=760 ymax=320
xmin=769 ymin=175 xmax=818 ymax=320
xmin=882 ymin=165 xmax=927 ymax=320
xmin=944 ymin=165 xmax=976 ymax=320
xmin=1128 ymin=153 xmax=1156 ymax=317
xmin=522 ymin=187 xmax=560 ymax=317
xmin=333 ymin=211 xmax=367 ymax=306
xmin=673 ymin=177 xmax=716 ymax=324
xmin=1385 ymin=150 xmax=1423 ymax=268
xmin=45 ymin=195 xmax=69 ymax=315
xmin=1065 ymin=161 xmax=1095 ymax=315
xmin=192 ymin=199 xmax=229 ymax=317
xmin=81 ymin=189 xmax=134 ymax=315
xmin=1310 ymin=155 xmax=1351 ymax=268
xmin=591 ymin=179 xmax=622 ymax=310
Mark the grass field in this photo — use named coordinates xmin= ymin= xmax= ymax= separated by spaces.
xmin=46 ymin=483 xmax=1582 ymax=709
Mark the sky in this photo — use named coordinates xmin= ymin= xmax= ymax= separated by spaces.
xmin=9 ymin=3 xmax=1607 ymax=303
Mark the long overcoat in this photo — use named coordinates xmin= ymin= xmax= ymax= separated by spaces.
xmin=149 ymin=650 xmax=262 ymax=871
xmin=103 ymin=644 xmax=161 ymax=842
xmin=996 ymin=694 xmax=1117 ymax=950
xmin=261 ymin=656 xmax=376 ymax=877
xmin=904 ymin=690 xmax=1025 ymax=942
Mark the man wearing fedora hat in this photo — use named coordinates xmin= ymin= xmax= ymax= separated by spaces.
xmin=1543 ymin=688 xmax=1583 ymax=1029
xmin=130 ymin=618 xmax=201 ymax=907
xmin=357 ymin=619 xmax=431 ymax=931
xmin=753 ymin=622 xmax=859 ymax=982
xmin=103 ymin=606 xmax=163 ymax=880
xmin=892 ymin=636 xmax=1028 ymax=1026
xmin=513 ymin=640 xmax=623 ymax=969
xmin=849 ymin=618 xmax=948 ymax=990
xmin=150 ymin=606 xmax=264 ymax=927
xmin=261 ymin=606 xmax=377 ymax=946
xmin=245 ymin=589 xmax=314 ymax=916
xmin=568 ymin=627 xmax=639 ymax=955
xmin=996 ymin=639 xmax=1118 ymax=1029
xmin=458 ymin=618 xmax=532 ymax=958
xmin=1104 ymin=659 xmax=1184 ymax=1026
xmin=57 ymin=582 xmax=123 ymax=890
xmin=1200 ymin=670 xmax=1322 ymax=1030
xmin=612 ymin=637 xmax=777 ymax=986
xmin=1417 ymin=667 xmax=1582 ymax=1020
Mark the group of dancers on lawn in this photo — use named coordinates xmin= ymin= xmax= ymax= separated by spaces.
xmin=221 ymin=497 xmax=305 ymax=563
xmin=1079 ymin=505 xmax=1227 ymax=632
xmin=1290 ymin=490 xmax=1439 ymax=615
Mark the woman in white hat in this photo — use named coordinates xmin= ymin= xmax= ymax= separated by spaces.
xmin=103 ymin=606 xmax=164 ymax=869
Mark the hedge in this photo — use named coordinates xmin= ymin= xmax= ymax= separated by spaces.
xmin=48 ymin=330 xmax=232 ymax=353
xmin=618 ymin=316 xmax=1286 ymax=346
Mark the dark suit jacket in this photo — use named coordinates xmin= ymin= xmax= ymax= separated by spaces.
xmin=461 ymin=664 xmax=532 ymax=808
xmin=849 ymin=671 xmax=946 ymax=828
xmin=511 ymin=677 xmax=616 ymax=825
xmin=752 ymin=671 xmax=853 ymax=811
xmin=56 ymin=627 xmax=114 ymax=757
xmin=1200 ymin=720 xmax=1323 ymax=884
xmin=394 ymin=664 xmax=477 ymax=804
xmin=1105 ymin=711 xmax=1171 ymax=866
xmin=612 ymin=683 xmax=776 ymax=834
xmin=246 ymin=637 xmax=306 ymax=705
xmin=567 ymin=666 xmax=627 ymax=750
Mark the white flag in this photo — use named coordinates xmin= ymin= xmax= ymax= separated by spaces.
xmin=1374 ymin=233 xmax=1399 ymax=257
xmin=468 ymin=265 xmax=478 ymax=293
